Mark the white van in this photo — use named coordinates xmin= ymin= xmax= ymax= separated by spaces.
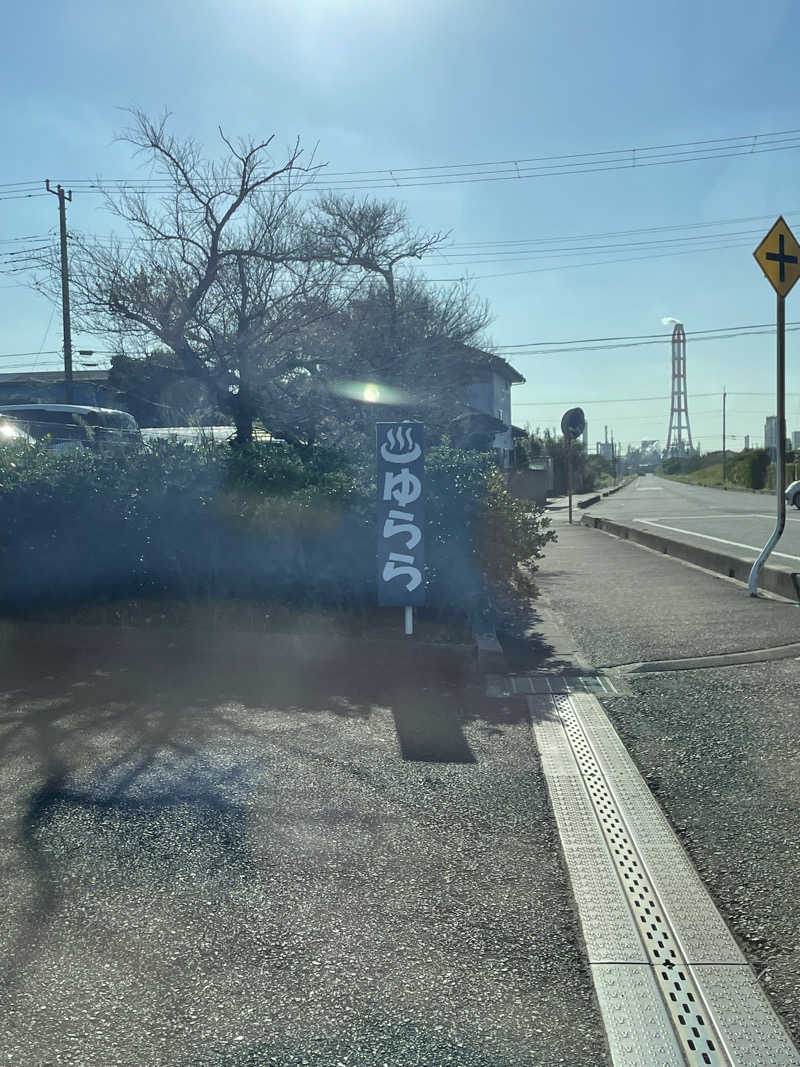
xmin=0 ymin=404 xmax=141 ymax=453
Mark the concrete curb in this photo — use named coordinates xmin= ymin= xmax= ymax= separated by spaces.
xmin=473 ymin=631 xmax=507 ymax=673
xmin=580 ymin=513 xmax=800 ymax=602
xmin=548 ymin=478 xmax=635 ymax=513
xmin=602 ymin=476 xmax=636 ymax=497
xmin=573 ymin=477 xmax=636 ymax=511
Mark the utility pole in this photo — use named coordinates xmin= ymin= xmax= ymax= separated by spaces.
xmin=46 ymin=180 xmax=73 ymax=404
xmin=722 ymin=386 xmax=727 ymax=484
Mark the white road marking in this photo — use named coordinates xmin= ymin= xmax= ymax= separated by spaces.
xmin=634 ymin=519 xmax=800 ymax=562
xmin=635 ymin=486 xmax=663 ymax=491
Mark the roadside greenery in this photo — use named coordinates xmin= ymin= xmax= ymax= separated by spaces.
xmin=515 ymin=428 xmax=614 ymax=494
xmin=0 ymin=439 xmax=553 ymax=621
xmin=660 ymin=449 xmax=770 ymax=489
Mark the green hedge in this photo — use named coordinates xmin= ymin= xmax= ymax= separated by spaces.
xmin=0 ymin=439 xmax=554 ymax=617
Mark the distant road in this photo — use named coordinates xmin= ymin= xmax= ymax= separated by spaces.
xmin=592 ymin=474 xmax=800 ymax=564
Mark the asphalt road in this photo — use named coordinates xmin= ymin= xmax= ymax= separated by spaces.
xmin=591 ymin=473 xmax=800 ymax=566
xmin=534 ymin=516 xmax=800 ymax=1046
xmin=0 ymin=626 xmax=605 ymax=1067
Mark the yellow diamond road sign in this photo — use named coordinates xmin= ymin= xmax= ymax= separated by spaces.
xmin=754 ymin=216 xmax=800 ymax=297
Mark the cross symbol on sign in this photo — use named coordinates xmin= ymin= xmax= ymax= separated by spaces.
xmin=766 ymin=233 xmax=799 ymax=282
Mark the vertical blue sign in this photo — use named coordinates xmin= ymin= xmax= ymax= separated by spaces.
xmin=376 ymin=422 xmax=425 ymax=607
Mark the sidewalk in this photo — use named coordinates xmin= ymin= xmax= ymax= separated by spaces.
xmin=531 ymin=519 xmax=800 ymax=1047
xmin=0 ymin=620 xmax=605 ymax=1067
xmin=581 ymin=509 xmax=800 ymax=601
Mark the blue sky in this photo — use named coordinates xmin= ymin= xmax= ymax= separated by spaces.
xmin=2 ymin=0 xmax=800 ymax=449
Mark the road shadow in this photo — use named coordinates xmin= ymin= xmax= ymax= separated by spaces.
xmin=0 ymin=623 xmax=480 ymax=984
xmin=496 ymin=603 xmax=576 ymax=673
xmin=7 ymin=742 xmax=266 ymax=992
xmin=391 ymin=692 xmax=476 ymax=762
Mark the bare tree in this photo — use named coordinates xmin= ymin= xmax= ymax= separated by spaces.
xmin=268 ymin=269 xmax=493 ymax=453
xmin=309 ymin=195 xmax=449 ymax=345
xmin=35 ymin=110 xmax=348 ymax=443
xmin=34 ymin=120 xmax=496 ymax=451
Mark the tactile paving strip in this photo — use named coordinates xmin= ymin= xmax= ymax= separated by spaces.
xmin=530 ymin=687 xmax=800 ymax=1067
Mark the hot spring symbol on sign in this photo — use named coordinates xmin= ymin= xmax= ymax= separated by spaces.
xmin=381 ymin=424 xmax=422 ymax=464
xmin=376 ymin=422 xmax=425 ymax=607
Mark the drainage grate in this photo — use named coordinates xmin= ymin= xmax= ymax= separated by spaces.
xmin=557 ymin=693 xmax=722 ymax=1066
xmin=530 ymin=687 xmax=800 ymax=1067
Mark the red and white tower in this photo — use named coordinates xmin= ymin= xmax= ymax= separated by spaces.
xmin=665 ymin=322 xmax=693 ymax=455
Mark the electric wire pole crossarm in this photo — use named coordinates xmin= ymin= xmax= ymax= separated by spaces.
xmin=45 ymin=179 xmax=74 ymax=405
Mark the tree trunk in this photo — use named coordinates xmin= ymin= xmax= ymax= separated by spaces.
xmin=233 ymin=406 xmax=254 ymax=446
xmin=231 ymin=384 xmax=254 ymax=446
xmin=231 ymin=360 xmax=254 ymax=447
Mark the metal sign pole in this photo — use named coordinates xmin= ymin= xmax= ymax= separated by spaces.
xmin=725 ymin=386 xmax=729 ymax=486
xmin=560 ymin=408 xmax=584 ymax=523
xmin=749 ymin=292 xmax=786 ymax=595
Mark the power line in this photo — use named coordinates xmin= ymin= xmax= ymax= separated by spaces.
xmin=75 ymin=224 xmax=767 ymax=265
xmin=4 ymin=126 xmax=800 ymax=197
xmin=500 ymin=328 xmax=800 ymax=357
xmin=513 ymin=392 xmax=722 ymax=407
xmin=0 ymin=244 xmax=50 ymax=259
xmin=0 ymin=233 xmax=51 ymax=245
xmin=27 ymin=145 xmax=799 ymax=194
xmin=10 ymin=128 xmax=800 ymax=184
xmin=584 ymin=408 xmax=728 ymax=422
xmin=432 ymin=235 xmax=763 ymax=268
xmin=0 ymin=193 xmax=49 ymax=203
xmin=63 ymin=230 xmax=770 ymax=283
xmin=426 ymin=238 xmax=763 ymax=282
xmin=445 ymin=211 xmax=800 ymax=249
xmin=436 ymin=227 xmax=766 ymax=261
xmin=496 ymin=321 xmax=800 ymax=350
xmin=0 ymin=319 xmax=791 ymax=368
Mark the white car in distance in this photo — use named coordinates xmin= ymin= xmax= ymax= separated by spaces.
xmin=0 ymin=404 xmax=141 ymax=453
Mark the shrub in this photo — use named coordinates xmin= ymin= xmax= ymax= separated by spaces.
xmin=728 ymin=449 xmax=769 ymax=490
xmin=0 ymin=438 xmax=554 ymax=618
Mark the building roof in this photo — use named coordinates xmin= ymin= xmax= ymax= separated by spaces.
xmin=446 ymin=343 xmax=526 ymax=385
xmin=0 ymin=370 xmax=110 ymax=383
xmin=484 ymin=353 xmax=525 ymax=384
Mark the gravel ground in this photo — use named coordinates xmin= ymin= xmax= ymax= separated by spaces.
xmin=0 ymin=630 xmax=606 ymax=1067
xmin=601 ymin=662 xmax=800 ymax=1045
